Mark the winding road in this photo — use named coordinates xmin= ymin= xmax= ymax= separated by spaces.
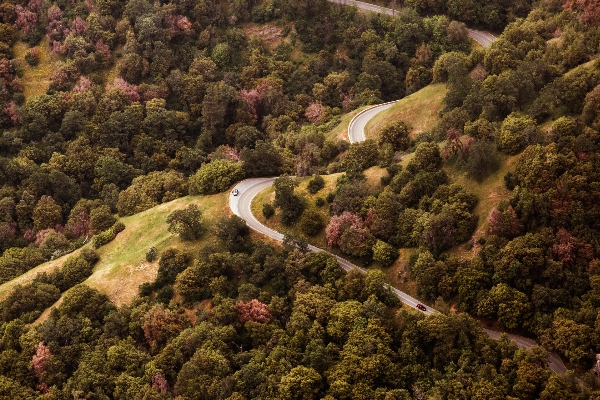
xmin=228 ymin=3 xmax=568 ymax=375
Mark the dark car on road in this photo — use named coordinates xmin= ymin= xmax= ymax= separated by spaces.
xmin=416 ymin=303 xmax=426 ymax=311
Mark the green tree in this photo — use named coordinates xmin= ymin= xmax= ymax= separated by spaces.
xmin=497 ymin=114 xmax=539 ymax=155
xmin=278 ymin=366 xmax=322 ymax=400
xmin=407 ymin=142 xmax=442 ymax=173
xmin=32 ymin=195 xmax=62 ymax=231
xmin=299 ymin=209 xmax=324 ymax=236
xmin=378 ymin=121 xmax=410 ymax=151
xmin=167 ymin=205 xmax=203 ymax=241
xmin=214 ymin=215 xmax=252 ymax=253
xmin=189 ymin=160 xmax=245 ymax=195
xmin=372 ymin=240 xmax=397 ymax=267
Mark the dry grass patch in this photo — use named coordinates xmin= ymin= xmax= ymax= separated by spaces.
xmin=365 ymin=84 xmax=447 ymax=140
xmin=13 ymin=37 xmax=62 ymax=99
xmin=243 ymin=23 xmax=284 ymax=49
xmin=87 ymin=193 xmax=228 ymax=306
xmin=0 ymin=192 xmax=229 ymax=310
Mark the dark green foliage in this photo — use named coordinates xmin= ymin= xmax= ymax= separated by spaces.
xmin=342 ymin=139 xmax=379 ymax=171
xmin=189 ymin=160 xmax=245 ymax=195
xmin=156 ymin=285 xmax=174 ymax=304
xmin=377 ymin=121 xmax=410 ymax=151
xmin=307 ymin=175 xmax=325 ymax=194
xmin=154 ymin=248 xmax=190 ymax=289
xmin=464 ymin=139 xmax=500 ymax=181
xmin=58 ymin=255 xmax=94 ymax=291
xmin=166 ymin=204 xmax=204 ymax=241
xmin=299 ymin=209 xmax=324 ymax=236
xmin=214 ymin=215 xmax=252 ymax=253
xmin=146 ymin=246 xmax=158 ymax=262
xmin=274 ymin=176 xmax=305 ymax=225
xmin=0 ymin=282 xmax=61 ymax=323
xmin=262 ymin=203 xmax=275 ymax=219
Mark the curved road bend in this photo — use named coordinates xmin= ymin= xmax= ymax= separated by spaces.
xmin=328 ymin=0 xmax=497 ymax=47
xmin=230 ymin=178 xmax=436 ymax=316
xmin=228 ymin=8 xmax=566 ymax=374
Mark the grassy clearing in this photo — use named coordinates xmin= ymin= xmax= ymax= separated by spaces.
xmin=13 ymin=37 xmax=62 ymax=99
xmin=443 ymin=152 xmax=518 ymax=258
xmin=87 ymin=193 xmax=228 ymax=306
xmin=0 ymin=193 xmax=229 ymax=308
xmin=365 ymin=83 xmax=447 ymax=141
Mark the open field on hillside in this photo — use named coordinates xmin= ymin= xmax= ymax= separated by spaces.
xmin=13 ymin=38 xmax=62 ymax=99
xmin=0 ymin=193 xmax=229 ymax=309
xmin=365 ymin=83 xmax=447 ymax=140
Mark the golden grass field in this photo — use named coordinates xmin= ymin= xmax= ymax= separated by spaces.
xmin=13 ymin=38 xmax=62 ymax=99
xmin=365 ymin=83 xmax=448 ymax=140
xmin=0 ymin=193 xmax=229 ymax=311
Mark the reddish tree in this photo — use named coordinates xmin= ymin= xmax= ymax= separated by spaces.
xmin=51 ymin=40 xmax=64 ymax=55
xmin=73 ymin=76 xmax=92 ymax=92
xmin=236 ymin=299 xmax=272 ymax=323
xmin=13 ymin=5 xmax=37 ymax=34
xmin=67 ymin=210 xmax=90 ymax=237
xmin=27 ymin=0 xmax=43 ymax=13
xmin=325 ymin=211 xmax=363 ymax=247
xmin=95 ymin=40 xmax=111 ymax=65
xmin=563 ymin=0 xmax=600 ymax=26
xmin=107 ymin=78 xmax=140 ymax=103
xmin=46 ymin=4 xmax=63 ymax=40
xmin=0 ymin=222 xmax=17 ymax=244
xmin=70 ymin=16 xmax=87 ymax=35
xmin=176 ymin=16 xmax=192 ymax=30
xmin=142 ymin=304 xmax=185 ymax=350
xmin=551 ymin=228 xmax=577 ymax=266
xmin=2 ymin=101 xmax=20 ymax=125
xmin=487 ymin=206 xmax=521 ymax=238
xmin=47 ymin=4 xmax=62 ymax=21
xmin=151 ymin=372 xmax=169 ymax=393
xmin=240 ymin=88 xmax=260 ymax=120
xmin=305 ymin=102 xmax=324 ymax=123
xmin=31 ymin=342 xmax=51 ymax=378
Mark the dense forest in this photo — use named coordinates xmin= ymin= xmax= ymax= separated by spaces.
xmin=0 ymin=0 xmax=600 ymax=397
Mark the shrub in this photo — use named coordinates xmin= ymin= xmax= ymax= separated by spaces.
xmin=315 ymin=197 xmax=325 ymax=207
xmin=112 ymin=221 xmax=125 ymax=234
xmin=372 ymin=240 xmax=398 ymax=267
xmin=188 ymin=160 xmax=245 ymax=195
xmin=24 ymin=47 xmax=40 ymax=66
xmin=299 ymin=209 xmax=324 ymax=236
xmin=262 ymin=203 xmax=275 ymax=219
xmin=80 ymin=248 xmax=99 ymax=265
xmin=156 ymin=285 xmax=174 ymax=304
xmin=58 ymin=255 xmax=93 ymax=291
xmin=146 ymin=246 xmax=158 ymax=262
xmin=92 ymin=228 xmax=116 ymax=249
xmin=166 ymin=205 xmax=203 ymax=241
xmin=307 ymin=175 xmax=325 ymax=194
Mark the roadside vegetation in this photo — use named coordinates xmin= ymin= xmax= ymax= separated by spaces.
xmin=0 ymin=0 xmax=599 ymax=396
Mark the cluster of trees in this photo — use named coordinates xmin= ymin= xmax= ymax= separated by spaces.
xmin=0 ymin=217 xmax=594 ymax=398
xmin=392 ymin=0 xmax=600 ymax=371
xmin=0 ymin=0 xmax=480 ymax=275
